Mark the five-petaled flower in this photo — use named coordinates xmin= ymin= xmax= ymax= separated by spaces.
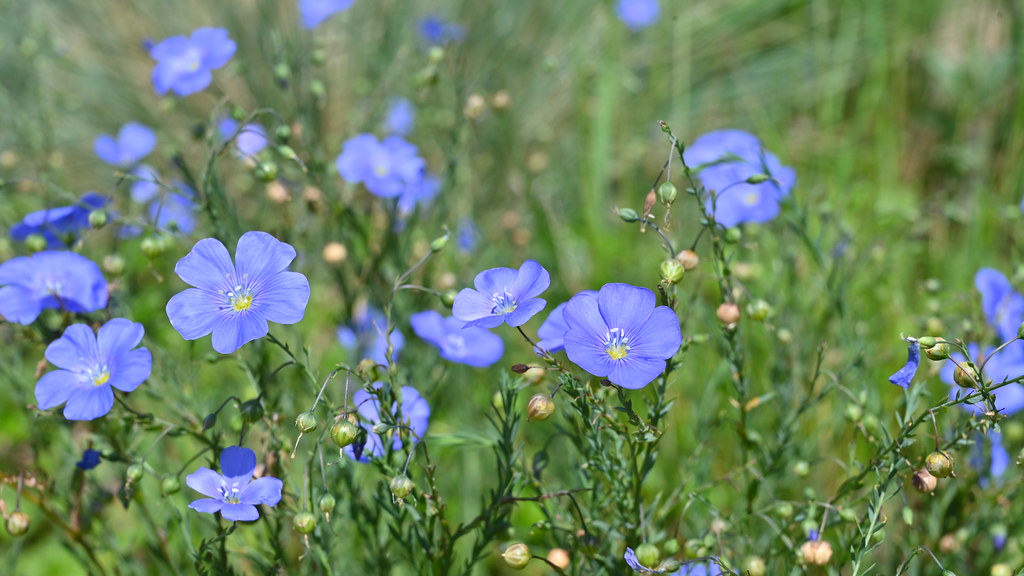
xmin=385 ymin=98 xmax=415 ymax=136
xmin=616 ymin=0 xmax=660 ymax=30
xmin=336 ymin=134 xmax=428 ymax=199
xmin=150 ymin=28 xmax=236 ymax=96
xmin=186 ymin=446 xmax=282 ymax=521
xmin=10 ymin=193 xmax=109 ymax=249
xmin=410 ymin=310 xmax=504 ymax=367
xmin=452 ymin=260 xmax=550 ymax=328
xmin=888 ymin=338 xmax=920 ymax=389
xmin=0 ymin=251 xmax=108 ymax=325
xmin=35 ymin=319 xmax=152 ymax=421
xmin=683 ymin=129 xmax=796 ymax=228
xmin=344 ymin=384 xmax=430 ymax=463
xmin=298 ymin=0 xmax=354 ymax=29
xmin=218 ymin=118 xmax=269 ymax=159
xmin=94 ymin=122 xmax=156 ymax=168
xmin=562 ymin=283 xmax=681 ymax=389
xmin=166 ymin=231 xmax=310 ymax=354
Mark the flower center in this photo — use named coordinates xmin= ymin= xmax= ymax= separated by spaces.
xmin=224 ymin=285 xmax=255 ymax=312
xmin=219 ymin=481 xmax=243 ymax=504
xmin=182 ymin=47 xmax=203 ymax=72
xmin=374 ymin=164 xmax=390 ymax=177
xmin=491 ymin=290 xmax=517 ymax=316
xmin=604 ymin=327 xmax=630 ymax=360
xmin=93 ymin=371 xmax=110 ymax=386
xmin=445 ymin=334 xmax=466 ymax=357
xmin=44 ymin=279 xmax=64 ymax=297
xmin=743 ymin=191 xmax=760 ymax=206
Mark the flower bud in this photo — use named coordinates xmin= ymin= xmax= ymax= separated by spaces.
xmin=88 ymin=209 xmax=108 ymax=229
xmin=319 ymin=493 xmax=336 ymax=517
xmin=912 ymin=469 xmax=937 ymax=494
xmin=25 ymin=233 xmax=47 ymax=253
xmin=126 ymin=463 xmax=144 ymax=484
xmin=463 ymin=94 xmax=486 ymax=120
xmin=511 ymin=364 xmax=529 ymax=374
xmin=502 ymin=543 xmax=531 ymax=570
xmin=657 ymin=181 xmax=678 ymax=205
xmin=675 ymin=249 xmax=699 ymax=270
xmin=102 ymin=254 xmax=126 ymax=277
xmin=743 ymin=556 xmax=766 ymax=576
xmin=140 ymin=235 xmax=165 ymax=259
xmin=254 ymin=161 xmax=278 ymax=183
xmin=240 ymin=398 xmax=265 ymax=423
xmin=331 ymin=419 xmax=358 ymax=448
xmin=293 ymin=511 xmax=317 ymax=534
xmin=202 ymin=411 xmax=218 ymax=431
xmin=440 ymin=289 xmax=458 ymax=308
xmin=924 ymin=341 xmax=950 ymax=361
xmin=801 ymin=540 xmax=832 ymax=565
xmin=792 ymin=460 xmax=810 ymax=478
xmin=660 ymin=259 xmax=685 ymax=284
xmin=161 ymin=475 xmax=181 ymax=495
xmin=656 ymin=559 xmax=682 ymax=573
xmin=617 ymin=208 xmax=640 ymax=223
xmin=953 ymin=363 xmax=977 ymax=387
xmin=925 ymin=450 xmax=955 ymax=478
xmin=430 ymin=231 xmax=450 ymax=252
xmin=917 ymin=336 xmax=937 ymax=348
xmin=390 ymin=474 xmax=415 ymax=500
xmin=745 ymin=173 xmax=770 ymax=184
xmin=710 ymin=518 xmax=728 ymax=534
xmin=716 ymin=302 xmax=741 ymax=325
xmin=746 ymin=299 xmax=772 ymax=321
xmin=546 ymin=548 xmax=570 ymax=570
xmin=275 ymin=124 xmax=292 ymax=142
xmin=634 ymin=543 xmax=660 ymax=567
xmin=724 ymin=227 xmax=742 ymax=243
xmin=527 ymin=394 xmax=555 ymax=421
xmin=322 ymin=241 xmax=347 ymax=264
xmin=372 ymin=421 xmax=391 ymax=435
xmin=295 ymin=410 xmax=318 ymax=433
xmin=428 ymin=46 xmax=445 ymax=64
xmin=5 ymin=511 xmax=30 ymax=537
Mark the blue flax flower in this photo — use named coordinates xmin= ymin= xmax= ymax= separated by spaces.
xmin=186 ymin=446 xmax=282 ymax=521
xmin=76 ymin=449 xmax=102 ymax=470
xmin=35 ymin=319 xmax=152 ymax=421
xmin=888 ymin=338 xmax=920 ymax=388
xmin=397 ymin=171 xmax=441 ymax=215
xmin=11 ymin=193 xmax=109 ymax=249
xmin=410 ymin=310 xmax=504 ymax=367
xmin=337 ymin=302 xmax=404 ymax=366
xmin=299 ymin=0 xmax=354 ymax=29
xmin=457 ymin=218 xmax=478 ymax=253
xmin=218 ymin=118 xmax=269 ymax=158
xmin=683 ymin=130 xmax=796 ymax=228
xmin=975 ymin=268 xmax=1024 ymax=342
xmin=616 ymin=0 xmax=660 ymax=30
xmin=150 ymin=28 xmax=236 ymax=96
xmin=166 ymin=231 xmax=310 ymax=354
xmin=94 ymin=123 xmax=156 ymax=168
xmin=536 ymin=290 xmax=599 ymax=353
xmin=418 ymin=16 xmax=465 ymax=46
xmin=345 ymin=384 xmax=430 ymax=462
xmin=942 ymin=343 xmax=1024 ymax=415
xmin=562 ymin=283 xmax=681 ymax=389
xmin=385 ymin=98 xmax=415 ymax=136
xmin=971 ymin=431 xmax=1009 ymax=488
xmin=130 ymin=165 xmax=162 ymax=204
xmin=336 ymin=134 xmax=427 ymax=199
xmin=0 ymin=251 xmax=107 ymax=324
xmin=149 ymin=186 xmax=198 ymax=234
xmin=452 ymin=260 xmax=550 ymax=328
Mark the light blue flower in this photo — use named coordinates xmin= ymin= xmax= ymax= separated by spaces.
xmin=616 ymin=0 xmax=660 ymax=30
xmin=410 ymin=310 xmax=504 ymax=367
xmin=94 ymin=123 xmax=156 ymax=168
xmin=187 ymin=446 xmax=282 ymax=521
xmin=452 ymin=260 xmax=550 ymax=328
xmin=299 ymin=0 xmax=354 ymax=29
xmin=150 ymin=28 xmax=236 ymax=96
xmin=0 ymin=251 xmax=107 ymax=324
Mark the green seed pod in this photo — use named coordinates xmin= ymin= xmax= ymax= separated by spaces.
xmin=792 ymin=460 xmax=810 ymax=478
xmin=660 ymin=259 xmax=684 ymax=284
xmin=925 ymin=342 xmax=950 ymax=361
xmin=430 ymin=231 xmax=450 ymax=252
xmin=25 ymin=233 xmax=47 ymax=253
xmin=295 ymin=411 xmax=318 ymax=433
xmin=657 ymin=181 xmax=678 ymax=205
xmin=917 ymin=336 xmax=937 ymax=349
xmin=275 ymin=125 xmax=292 ymax=142
xmin=318 ymin=493 xmax=336 ymax=516
xmin=161 ymin=475 xmax=181 ymax=495
xmin=634 ymin=543 xmax=660 ymax=568
xmin=992 ymin=563 xmax=1012 ymax=576
xmin=656 ymin=559 xmax=682 ymax=573
xmin=240 ymin=398 xmax=265 ymax=423
xmin=310 ymin=48 xmax=326 ymax=66
xmin=746 ymin=299 xmax=772 ymax=322
xmin=953 ymin=363 xmax=977 ymax=387
xmin=617 ymin=208 xmax=640 ymax=223
xmin=5 ymin=511 xmax=30 ymax=537
xmin=390 ymin=474 xmax=415 ymax=500
xmin=724 ymin=227 xmax=742 ymax=244
xmin=88 ymin=209 xmax=108 ymax=229
xmin=102 ymin=254 xmax=126 ymax=277
xmin=912 ymin=469 xmax=937 ymax=493
xmin=126 ymin=463 xmax=144 ymax=484
xmin=527 ymin=394 xmax=555 ymax=421
xmin=743 ymin=556 xmax=766 ymax=576
xmin=501 ymin=542 xmax=531 ymax=570
xmin=775 ymin=502 xmax=794 ymax=519
xmin=140 ymin=235 xmax=165 ymax=259
xmin=293 ymin=511 xmax=317 ymax=534
xmin=745 ymin=173 xmax=770 ymax=184
xmin=662 ymin=538 xmax=680 ymax=556
xmin=440 ymin=289 xmax=458 ymax=308
xmin=254 ymin=162 xmax=278 ymax=183
xmin=925 ymin=450 xmax=955 ymax=478
xmin=331 ymin=419 xmax=358 ymax=448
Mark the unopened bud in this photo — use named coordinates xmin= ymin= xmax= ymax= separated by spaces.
xmin=293 ymin=511 xmax=317 ymax=534
xmin=140 ymin=235 xmax=165 ymax=259
xmin=372 ymin=422 xmax=391 ymax=435
xmin=322 ymin=241 xmax=348 ymax=264
xmin=656 ymin=559 xmax=682 ymax=573
xmin=675 ymin=249 xmax=699 ymax=270
xmin=745 ymin=173 xmax=770 ymax=184
xmin=295 ymin=411 xmax=318 ymax=433
xmin=917 ymin=336 xmax=937 ymax=348
xmin=660 ymin=259 xmax=684 ymax=284
xmin=440 ymin=289 xmax=458 ymax=308
xmin=925 ymin=341 xmax=950 ymax=361
xmin=716 ymin=302 xmax=741 ymax=325
xmin=724 ymin=227 xmax=742 ymax=243
xmin=319 ymin=493 xmax=336 ymax=517
xmin=634 ymin=543 xmax=660 ymax=567
xmin=254 ymin=161 xmax=278 ymax=183
xmin=5 ymin=511 xmax=30 ymax=536
xmin=547 ymin=548 xmax=570 ymax=570
xmin=161 ymin=475 xmax=181 ymax=495
xmin=743 ymin=556 xmax=766 ymax=576
xmin=102 ymin=254 xmax=126 ymax=276
xmin=801 ymin=540 xmax=833 ymax=565
xmin=25 ymin=233 xmax=47 ymax=253
xmin=746 ymin=299 xmax=772 ymax=321
xmin=618 ymin=208 xmax=640 ymax=223
xmin=240 ymin=398 xmax=264 ymax=423
xmin=658 ymin=181 xmax=678 ymax=205
xmin=202 ymin=412 xmax=218 ymax=431
xmin=925 ymin=450 xmax=955 ymax=478
xmin=511 ymin=364 xmax=529 ymax=374
xmin=126 ymin=463 xmax=144 ymax=484
xmin=331 ymin=419 xmax=358 ymax=448
xmin=527 ymin=394 xmax=555 ymax=421
xmin=912 ymin=469 xmax=937 ymax=493
xmin=502 ymin=543 xmax=531 ymax=570
xmin=430 ymin=231 xmax=449 ymax=252
xmin=88 ymin=209 xmax=108 ymax=229
xmin=953 ymin=363 xmax=977 ymax=387
xmin=390 ymin=474 xmax=415 ymax=500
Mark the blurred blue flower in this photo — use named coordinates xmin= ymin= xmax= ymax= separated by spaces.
xmin=452 ymin=260 xmax=550 ymax=328
xmin=616 ymin=0 xmax=660 ymax=30
xmin=942 ymin=343 xmax=1024 ymax=415
xmin=410 ymin=310 xmax=504 ymax=367
xmin=0 ymin=251 xmax=107 ymax=324
xmin=35 ymin=319 xmax=151 ymax=421
xmin=418 ymin=16 xmax=464 ymax=45
xmin=130 ymin=164 xmax=162 ymax=204
xmin=336 ymin=134 xmax=427 ymax=198
xmin=218 ymin=118 xmax=269 ymax=158
xmin=150 ymin=28 xmax=236 ymax=96
xmin=344 ymin=384 xmax=430 ymax=463
xmin=186 ymin=446 xmax=282 ymax=521
xmin=457 ymin=217 xmax=478 ymax=253
xmin=537 ymin=290 xmax=599 ymax=353
xmin=10 ymin=193 xmax=109 ymax=249
xmin=299 ymin=0 xmax=354 ymax=29
xmin=94 ymin=123 xmax=156 ymax=168
xmin=972 ymin=431 xmax=1010 ymax=488
xmin=683 ymin=129 xmax=796 ymax=228
xmin=337 ymin=302 xmax=404 ymax=366
xmin=397 ymin=171 xmax=441 ymax=215
xmin=975 ymin=268 xmax=1024 ymax=342
xmin=149 ymin=185 xmax=198 ymax=234
xmin=385 ymin=98 xmax=415 ymax=136
xmin=562 ymin=283 xmax=681 ymax=389
xmin=888 ymin=339 xmax=920 ymax=389
xmin=76 ymin=449 xmax=102 ymax=470
xmin=166 ymin=231 xmax=310 ymax=354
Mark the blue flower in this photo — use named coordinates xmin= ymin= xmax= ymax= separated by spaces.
xmin=536 ymin=291 xmax=599 ymax=353
xmin=888 ymin=339 xmax=920 ymax=388
xmin=130 ymin=165 xmax=162 ymax=204
xmin=975 ymin=268 xmax=1024 ymax=342
xmin=344 ymin=384 xmax=430 ymax=463
xmin=942 ymin=343 xmax=1024 ymax=415
xmin=385 ymin=98 xmax=415 ymax=136
xmin=452 ymin=260 xmax=550 ymax=328
xmin=10 ymin=193 xmax=109 ymax=249
xmin=616 ymin=0 xmax=660 ymax=30
xmin=149 ymin=186 xmax=197 ymax=234
xmin=336 ymin=134 xmax=427 ymax=198
xmin=410 ymin=310 xmax=504 ymax=367
xmin=683 ymin=130 xmax=796 ymax=228
xmin=972 ymin=431 xmax=1009 ymax=488
xmin=76 ymin=449 xmax=102 ymax=470
xmin=166 ymin=231 xmax=310 ymax=354
xmin=562 ymin=283 xmax=681 ymax=389
xmin=94 ymin=123 xmax=156 ymax=168
xmin=0 ymin=251 xmax=107 ymax=324
xmin=186 ymin=446 xmax=282 ymax=521
xmin=397 ymin=171 xmax=441 ymax=215
xmin=418 ymin=16 xmax=465 ymax=46
xmin=150 ymin=28 xmax=236 ymax=96
xmin=299 ymin=0 xmax=354 ymax=29
xmin=218 ymin=118 xmax=269 ymax=158
xmin=457 ymin=217 xmax=478 ymax=253
xmin=337 ymin=303 xmax=404 ymax=366
xmin=35 ymin=319 xmax=152 ymax=421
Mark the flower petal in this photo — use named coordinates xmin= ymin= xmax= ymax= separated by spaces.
xmin=608 ymin=355 xmax=666 ymax=389
xmin=254 ymin=271 xmax=309 ymax=325
xmin=107 ymin=348 xmax=152 ymax=392
xmin=175 ymin=238 xmax=235 ymax=292
xmin=171 ymin=69 xmax=213 ymax=97
xmin=63 ymin=385 xmax=114 ymax=421
xmin=0 ymin=285 xmax=42 ymax=325
xmin=220 ymin=447 xmax=257 ymax=479
xmin=188 ymin=498 xmax=225 ymax=514
xmin=504 ymin=297 xmax=546 ymax=327
xmin=46 ymin=324 xmax=100 ymax=371
xmin=597 ymin=284 xmax=655 ymax=335
xmin=166 ymin=288 xmax=222 ymax=341
xmin=511 ymin=260 xmax=550 ymax=300
xmin=210 ymin=311 xmax=269 ymax=354
xmin=447 ymin=327 xmax=504 ymax=367
xmin=186 ymin=467 xmax=227 ymax=499
xmin=472 ymin=266 xmax=518 ymax=296
xmin=629 ymin=306 xmax=681 ymax=360
xmin=97 ymin=318 xmax=145 ymax=357
xmin=563 ymin=292 xmax=608 ymax=342
xmin=564 ymin=329 xmax=615 ymax=378
xmin=234 ymin=231 xmax=297 ymax=285
xmin=220 ymin=503 xmax=259 ymax=522
xmin=888 ymin=341 xmax=920 ymax=389
xmin=452 ymin=288 xmax=497 ymax=323
xmin=35 ymin=370 xmax=82 ymax=410
xmin=239 ymin=477 xmax=283 ymax=506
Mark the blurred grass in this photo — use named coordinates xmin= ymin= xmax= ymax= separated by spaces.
xmin=1 ymin=0 xmax=1023 ymax=573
